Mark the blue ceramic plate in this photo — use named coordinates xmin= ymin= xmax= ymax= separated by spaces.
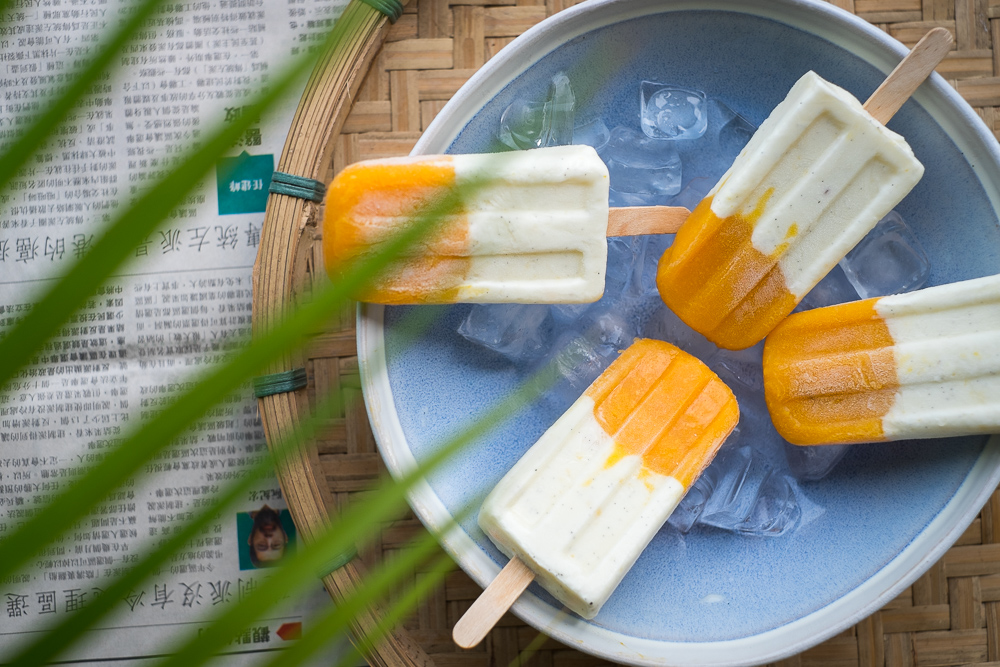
xmin=357 ymin=1 xmax=1000 ymax=664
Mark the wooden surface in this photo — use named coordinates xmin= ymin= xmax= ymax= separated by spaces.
xmin=260 ymin=0 xmax=1000 ymax=666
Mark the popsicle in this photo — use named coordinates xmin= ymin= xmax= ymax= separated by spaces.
xmin=762 ymin=273 xmax=1000 ymax=446
xmin=656 ymin=28 xmax=952 ymax=350
xmin=322 ymin=145 xmax=687 ymax=305
xmin=453 ymin=339 xmax=739 ymax=647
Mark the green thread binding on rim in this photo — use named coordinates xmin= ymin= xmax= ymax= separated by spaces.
xmin=358 ymin=0 xmax=402 ymax=23
xmin=267 ymin=0 xmax=398 ymax=575
xmin=253 ymin=368 xmax=308 ymax=398
xmin=268 ymin=172 xmax=326 ymax=203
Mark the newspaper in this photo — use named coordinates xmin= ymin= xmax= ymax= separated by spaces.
xmin=0 ymin=0 xmax=350 ymax=660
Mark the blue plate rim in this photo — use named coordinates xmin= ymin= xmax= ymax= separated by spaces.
xmin=356 ymin=0 xmax=1000 ymax=663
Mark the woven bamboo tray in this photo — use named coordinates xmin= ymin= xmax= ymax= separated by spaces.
xmin=252 ymin=1 xmax=1000 ymax=665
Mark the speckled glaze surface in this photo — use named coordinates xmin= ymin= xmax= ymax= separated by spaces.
xmin=356 ymin=1 xmax=1000 ymax=664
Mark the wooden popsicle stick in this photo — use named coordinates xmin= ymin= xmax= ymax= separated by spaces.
xmin=863 ymin=27 xmax=953 ymax=124
xmin=607 ymin=205 xmax=689 ymax=236
xmin=606 ymin=29 xmax=949 ymax=239
xmin=452 ymin=557 xmax=535 ymax=649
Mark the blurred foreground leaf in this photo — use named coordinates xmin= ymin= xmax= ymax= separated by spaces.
xmin=0 ymin=0 xmax=546 ymax=663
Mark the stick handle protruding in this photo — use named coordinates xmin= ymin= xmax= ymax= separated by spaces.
xmin=607 ymin=206 xmax=689 ymax=236
xmin=863 ymin=27 xmax=953 ymax=124
xmin=452 ymin=557 xmax=535 ymax=649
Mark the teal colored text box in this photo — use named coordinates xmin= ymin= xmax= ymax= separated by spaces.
xmin=217 ymin=151 xmax=274 ymax=215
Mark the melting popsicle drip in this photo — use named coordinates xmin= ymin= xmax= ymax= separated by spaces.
xmin=590 ymin=339 xmax=740 ymax=487
xmin=657 ymin=192 xmax=799 ymax=351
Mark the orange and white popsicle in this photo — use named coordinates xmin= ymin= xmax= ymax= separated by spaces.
xmin=323 ymin=145 xmax=687 ymax=305
xmin=324 ymin=145 xmax=610 ymax=304
xmin=656 ymin=70 xmax=926 ymax=350
xmin=763 ymin=274 xmax=1000 ymax=446
xmin=456 ymin=339 xmax=738 ymax=643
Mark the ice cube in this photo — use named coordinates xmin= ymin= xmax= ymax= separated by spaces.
xmin=549 ymin=235 xmax=660 ymax=330
xmin=544 ymin=72 xmax=575 ymax=147
xmin=603 ymin=126 xmax=682 ymax=197
xmin=538 ymin=300 xmax=641 ymax=398
xmin=605 ymin=236 xmax=647 ymax=300
xmin=839 ymin=211 xmax=931 ymax=299
xmin=639 ymin=82 xmax=708 ymax=140
xmin=640 ymin=304 xmax=717 ymax=361
xmin=735 ymin=468 xmax=801 ymax=536
xmin=549 ymin=302 xmax=590 ymax=325
xmin=707 ymin=342 xmax=764 ymax=393
xmin=707 ymin=98 xmax=756 ymax=159
xmin=558 ymin=333 xmax=619 ymax=385
xmin=709 ymin=360 xmax=778 ymax=463
xmin=795 ymin=263 xmax=860 ymax=312
xmin=783 ymin=441 xmax=849 ymax=482
xmin=536 ymin=329 xmax=622 ymax=407
xmin=667 ymin=480 xmax=712 ymax=533
xmin=637 ymin=233 xmax=672 ymax=291
xmin=608 ymin=188 xmax=675 ymax=208
xmin=457 ymin=304 xmax=553 ymax=362
xmin=668 ymin=99 xmax=757 ymax=197
xmin=697 ymin=446 xmax=801 ymax=537
xmin=588 ymin=307 xmax=636 ymax=349
xmin=498 ymin=99 xmax=546 ymax=150
xmin=573 ymin=117 xmax=611 ymax=151
xmin=496 ymin=73 xmax=576 ymax=150
xmin=669 ymin=177 xmax=714 ymax=210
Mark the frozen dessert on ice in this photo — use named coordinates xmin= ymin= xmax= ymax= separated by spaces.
xmin=453 ymin=339 xmax=738 ymax=646
xmin=763 ymin=274 xmax=1000 ymax=445
xmin=323 ymin=145 xmax=687 ymax=304
xmin=656 ymin=71 xmax=925 ymax=350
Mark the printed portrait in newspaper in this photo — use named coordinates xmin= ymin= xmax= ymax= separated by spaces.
xmin=236 ymin=505 xmax=297 ymax=570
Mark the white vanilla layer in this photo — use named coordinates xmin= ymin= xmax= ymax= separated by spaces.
xmin=709 ymin=71 xmax=924 ymax=299
xmin=877 ymin=274 xmax=1000 ymax=439
xmin=450 ymin=145 xmax=610 ymax=303
xmin=478 ymin=396 xmax=685 ymax=620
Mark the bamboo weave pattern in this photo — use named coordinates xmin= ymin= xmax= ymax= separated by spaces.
xmin=312 ymin=1 xmax=1000 ymax=665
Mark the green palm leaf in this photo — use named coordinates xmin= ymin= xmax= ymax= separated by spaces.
xmin=0 ymin=0 xmax=171 ymax=193
xmin=0 ymin=165 xmax=480 ymax=585
xmin=0 ymin=32 xmax=318 ymax=386
xmin=152 ymin=359 xmax=550 ymax=667
xmin=5 ymin=362 xmax=351 ymax=666
xmin=0 ymin=1 xmax=542 ymax=663
xmin=323 ymin=550 xmax=460 ymax=667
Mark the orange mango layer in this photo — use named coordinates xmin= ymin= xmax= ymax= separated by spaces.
xmin=763 ymin=298 xmax=899 ymax=445
xmin=586 ymin=339 xmax=739 ymax=487
xmin=323 ymin=157 xmax=471 ymax=304
xmin=656 ymin=194 xmax=798 ymax=351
